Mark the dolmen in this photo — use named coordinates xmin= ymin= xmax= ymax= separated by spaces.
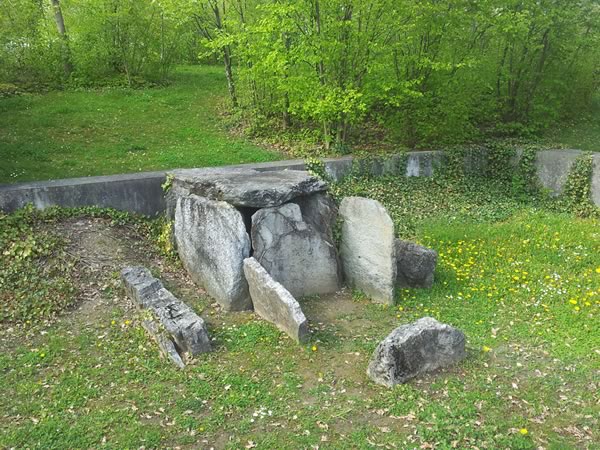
xmin=165 ymin=168 xmax=344 ymax=343
xmin=168 ymin=168 xmax=342 ymax=313
xmin=165 ymin=167 xmax=439 ymax=346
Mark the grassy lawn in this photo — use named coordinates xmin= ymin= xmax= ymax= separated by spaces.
xmin=0 ymin=66 xmax=280 ymax=184
xmin=1 ymin=172 xmax=598 ymax=449
xmin=543 ymin=96 xmax=600 ymax=153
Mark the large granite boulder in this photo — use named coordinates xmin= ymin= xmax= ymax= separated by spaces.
xmin=339 ymin=197 xmax=396 ymax=304
xmin=169 ymin=168 xmax=327 ymax=208
xmin=395 ymin=239 xmax=437 ymax=289
xmin=174 ymin=194 xmax=252 ymax=311
xmin=121 ymin=266 xmax=212 ymax=360
xmin=367 ymin=317 xmax=466 ymax=387
xmin=243 ymin=258 xmax=309 ymax=343
xmin=251 ymin=203 xmax=341 ymax=298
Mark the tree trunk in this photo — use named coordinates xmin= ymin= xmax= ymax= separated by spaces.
xmin=223 ymin=46 xmax=238 ymax=108
xmin=50 ymin=0 xmax=73 ymax=78
xmin=211 ymin=0 xmax=238 ymax=107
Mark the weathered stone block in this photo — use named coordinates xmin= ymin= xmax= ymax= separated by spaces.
xmin=535 ymin=149 xmax=583 ymax=195
xmin=170 ymin=168 xmax=327 ymax=208
xmin=121 ymin=266 xmax=212 ymax=360
xmin=251 ymin=203 xmax=341 ymax=298
xmin=339 ymin=197 xmax=396 ymax=304
xmin=174 ymin=194 xmax=252 ymax=311
xmin=367 ymin=317 xmax=466 ymax=387
xmin=243 ymin=258 xmax=309 ymax=343
xmin=395 ymin=239 xmax=437 ymax=289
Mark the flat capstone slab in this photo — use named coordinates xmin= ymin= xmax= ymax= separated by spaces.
xmin=169 ymin=168 xmax=327 ymax=208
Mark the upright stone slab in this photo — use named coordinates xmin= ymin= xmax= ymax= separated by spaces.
xmin=395 ymin=239 xmax=438 ymax=289
xmin=121 ymin=266 xmax=212 ymax=359
xmin=174 ymin=194 xmax=252 ymax=311
xmin=292 ymin=192 xmax=338 ymax=238
xmin=339 ymin=197 xmax=396 ymax=304
xmin=243 ymin=258 xmax=309 ymax=343
xmin=251 ymin=203 xmax=341 ymax=298
xmin=170 ymin=168 xmax=327 ymax=208
xmin=367 ymin=317 xmax=466 ymax=387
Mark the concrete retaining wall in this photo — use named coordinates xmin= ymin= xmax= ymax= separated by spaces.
xmin=0 ymin=149 xmax=598 ymax=216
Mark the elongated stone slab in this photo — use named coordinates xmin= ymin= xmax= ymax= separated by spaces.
xmin=170 ymin=168 xmax=327 ymax=208
xmin=367 ymin=317 xmax=466 ymax=387
xmin=174 ymin=194 xmax=252 ymax=311
xmin=243 ymin=257 xmax=309 ymax=344
xmin=121 ymin=266 xmax=211 ymax=358
xmin=339 ymin=197 xmax=396 ymax=304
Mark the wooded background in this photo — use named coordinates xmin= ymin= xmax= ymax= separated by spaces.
xmin=1 ymin=0 xmax=598 ymax=148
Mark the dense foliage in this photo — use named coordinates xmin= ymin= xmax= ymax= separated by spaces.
xmin=1 ymin=1 xmax=599 ymax=147
xmin=202 ymin=0 xmax=600 ymax=147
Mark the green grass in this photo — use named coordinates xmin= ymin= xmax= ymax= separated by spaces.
xmin=543 ymin=97 xmax=600 ymax=152
xmin=0 ymin=66 xmax=281 ymax=184
xmin=1 ymin=175 xmax=598 ymax=449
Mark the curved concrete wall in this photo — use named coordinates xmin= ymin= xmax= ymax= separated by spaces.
xmin=0 ymin=149 xmax=598 ymax=216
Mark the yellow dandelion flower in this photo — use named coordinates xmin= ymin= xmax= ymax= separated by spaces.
xmin=482 ymin=346 xmax=491 ymax=352
xmin=311 ymin=345 xmax=318 ymax=352
xmin=569 ymin=299 xmax=577 ymax=305
xmin=574 ymin=306 xmax=580 ymax=311
xmin=520 ymin=428 xmax=528 ymax=435
xmin=124 ymin=320 xmax=131 ymax=325
xmin=596 ymin=267 xmax=600 ymax=274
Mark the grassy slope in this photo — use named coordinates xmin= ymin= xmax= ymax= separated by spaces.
xmin=543 ymin=96 xmax=600 ymax=152
xmin=0 ymin=66 xmax=280 ymax=184
xmin=1 ymin=177 xmax=598 ymax=449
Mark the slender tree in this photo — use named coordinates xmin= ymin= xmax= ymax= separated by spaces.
xmin=50 ymin=0 xmax=73 ymax=78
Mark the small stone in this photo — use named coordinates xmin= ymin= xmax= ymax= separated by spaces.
xmin=174 ymin=194 xmax=252 ymax=311
xmin=251 ymin=203 xmax=341 ymax=298
xmin=339 ymin=197 xmax=396 ymax=304
xmin=395 ymin=239 xmax=438 ymax=289
xmin=243 ymin=257 xmax=309 ymax=344
xmin=367 ymin=317 xmax=466 ymax=387
xmin=170 ymin=168 xmax=327 ymax=208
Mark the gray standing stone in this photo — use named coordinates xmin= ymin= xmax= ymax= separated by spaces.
xmin=339 ymin=197 xmax=396 ymax=304
xmin=367 ymin=317 xmax=466 ymax=387
xmin=174 ymin=194 xmax=252 ymax=311
xmin=170 ymin=168 xmax=327 ymax=208
xmin=395 ymin=239 xmax=438 ymax=289
xmin=251 ymin=203 xmax=341 ymax=298
xmin=243 ymin=258 xmax=309 ymax=343
xmin=121 ymin=266 xmax=212 ymax=359
xmin=292 ymin=192 xmax=338 ymax=238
